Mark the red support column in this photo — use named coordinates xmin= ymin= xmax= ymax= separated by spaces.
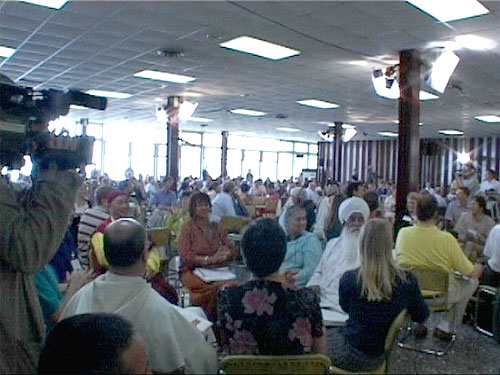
xmin=395 ymin=49 xmax=421 ymax=237
xmin=166 ymin=96 xmax=181 ymax=183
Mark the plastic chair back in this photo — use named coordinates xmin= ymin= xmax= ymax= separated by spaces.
xmin=384 ymin=308 xmax=408 ymax=352
xmin=219 ymin=353 xmax=333 ymax=375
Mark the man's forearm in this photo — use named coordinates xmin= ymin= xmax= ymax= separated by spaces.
xmin=0 ymin=170 xmax=82 ymax=273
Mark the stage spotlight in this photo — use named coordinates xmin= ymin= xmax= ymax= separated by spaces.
xmin=457 ymin=152 xmax=471 ymax=165
xmin=342 ymin=127 xmax=357 ymax=143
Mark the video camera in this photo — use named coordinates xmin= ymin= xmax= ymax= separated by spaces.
xmin=0 ymin=76 xmax=107 ymax=170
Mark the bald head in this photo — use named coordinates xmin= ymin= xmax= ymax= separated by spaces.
xmin=104 ymin=219 xmax=146 ymax=268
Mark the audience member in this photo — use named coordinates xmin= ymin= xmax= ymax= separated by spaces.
xmin=482 ymin=224 xmax=500 ymax=287
xmin=212 ymin=181 xmax=237 ymax=222
xmin=90 ymin=190 xmax=130 ymax=273
xmin=329 ymin=219 xmax=429 ymax=371
xmin=454 ymin=163 xmax=480 ymax=196
xmin=218 ymin=218 xmax=327 ymax=355
xmin=323 ymin=194 xmax=346 ymax=241
xmin=279 ymin=187 xmax=316 ymax=232
xmin=74 ymin=182 xmax=91 ymax=218
xmin=39 ymin=313 xmax=150 ymax=374
xmin=307 ymin=197 xmax=370 ymax=314
xmin=454 ymin=196 xmax=495 ymax=261
xmin=179 ymin=192 xmax=238 ymax=321
xmin=151 ymin=176 xmax=178 ymax=210
xmin=445 ymin=187 xmax=471 ymax=230
xmin=396 ymin=196 xmax=483 ymax=341
xmin=280 ymin=205 xmax=322 ymax=286
xmin=35 ymin=267 xmax=91 ymax=331
xmin=246 ymin=169 xmax=254 ymax=185
xmin=345 ymin=181 xmax=365 ymax=198
xmin=60 ymin=219 xmax=217 ymax=374
xmin=363 ymin=191 xmax=382 ymax=219
xmin=77 ymin=185 xmax=113 ymax=267
xmin=306 ymin=181 xmax=321 ymax=205
xmin=479 ymin=169 xmax=500 ymax=194
xmin=314 ymin=185 xmax=340 ymax=241
xmin=403 ymin=191 xmax=421 ymax=224
xmin=50 ymin=214 xmax=79 ymax=282
xmin=250 ymin=179 xmax=267 ymax=197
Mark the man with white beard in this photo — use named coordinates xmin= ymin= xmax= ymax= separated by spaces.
xmin=307 ymin=197 xmax=370 ymax=314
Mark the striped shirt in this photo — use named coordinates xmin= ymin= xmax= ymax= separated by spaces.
xmin=77 ymin=206 xmax=110 ymax=267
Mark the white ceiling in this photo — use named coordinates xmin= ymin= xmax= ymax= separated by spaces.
xmin=1 ymin=0 xmax=500 ymax=142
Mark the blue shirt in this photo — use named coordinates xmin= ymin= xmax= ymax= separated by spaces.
xmin=339 ymin=269 xmax=429 ymax=356
xmin=280 ymin=232 xmax=323 ymax=286
xmin=35 ymin=265 xmax=62 ymax=330
xmin=152 ymin=189 xmax=178 ymax=207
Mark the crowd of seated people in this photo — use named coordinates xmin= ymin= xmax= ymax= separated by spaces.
xmin=5 ymin=160 xmax=500 ymax=374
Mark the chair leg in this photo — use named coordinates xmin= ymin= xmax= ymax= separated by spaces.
xmin=397 ymin=322 xmax=456 ymax=357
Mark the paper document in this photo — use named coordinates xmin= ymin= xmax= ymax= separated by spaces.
xmin=193 ymin=267 xmax=237 ymax=282
xmin=174 ymin=306 xmax=213 ymax=334
xmin=321 ymin=308 xmax=348 ymax=326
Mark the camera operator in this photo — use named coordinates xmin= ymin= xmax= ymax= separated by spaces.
xmin=0 ymin=74 xmax=105 ymax=373
xmin=0 ymin=160 xmax=83 ymax=373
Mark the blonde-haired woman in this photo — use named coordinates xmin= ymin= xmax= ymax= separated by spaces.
xmin=328 ymin=219 xmax=429 ymax=372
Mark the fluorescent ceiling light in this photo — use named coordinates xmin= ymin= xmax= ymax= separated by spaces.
xmin=230 ymin=108 xmax=266 ymax=116
xmin=182 ymin=92 xmax=203 ymax=97
xmin=378 ymin=131 xmax=399 ymax=137
xmin=455 ymin=34 xmax=497 ymax=51
xmin=297 ymin=99 xmax=340 ymax=109
xmin=346 ymin=60 xmax=370 ymax=66
xmin=439 ymin=129 xmax=464 ymax=135
xmin=0 ymin=46 xmax=16 ymax=58
xmin=134 ymin=70 xmax=196 ymax=84
xmin=220 ymin=36 xmax=300 ymax=61
xmin=419 ymin=91 xmax=439 ymax=100
xmin=475 ymin=115 xmax=500 ymax=123
xmin=407 ymin=0 xmax=489 ymax=22
xmin=234 ymin=131 xmax=257 ymax=137
xmin=86 ymin=90 xmax=132 ymax=99
xmin=19 ymin=0 xmax=68 ymax=9
xmin=186 ymin=117 xmax=213 ymax=123
xmin=276 ymin=127 xmax=300 ymax=132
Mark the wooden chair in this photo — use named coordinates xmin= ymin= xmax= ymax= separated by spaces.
xmin=329 ymin=308 xmax=408 ymax=374
xmin=398 ymin=267 xmax=456 ymax=356
xmin=220 ymin=216 xmax=250 ymax=234
xmin=219 ymin=353 xmax=334 ymax=375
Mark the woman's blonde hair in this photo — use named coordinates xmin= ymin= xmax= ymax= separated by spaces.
xmin=357 ymin=219 xmax=406 ymax=301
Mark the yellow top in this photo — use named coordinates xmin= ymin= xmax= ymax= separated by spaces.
xmin=90 ymin=232 xmax=160 ymax=274
xmin=395 ymin=225 xmax=474 ymax=277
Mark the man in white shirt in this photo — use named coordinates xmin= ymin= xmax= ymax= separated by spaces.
xmin=61 ymin=219 xmax=217 ymax=374
xmin=307 ymin=197 xmax=370 ymax=313
xmin=483 ymin=224 xmax=500 ymax=287
xmin=212 ymin=181 xmax=237 ymax=223
xmin=306 ymin=181 xmax=321 ymax=205
xmin=479 ymin=170 xmax=500 ymax=194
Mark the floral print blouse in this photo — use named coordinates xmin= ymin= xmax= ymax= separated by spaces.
xmin=218 ymin=280 xmax=323 ymax=355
